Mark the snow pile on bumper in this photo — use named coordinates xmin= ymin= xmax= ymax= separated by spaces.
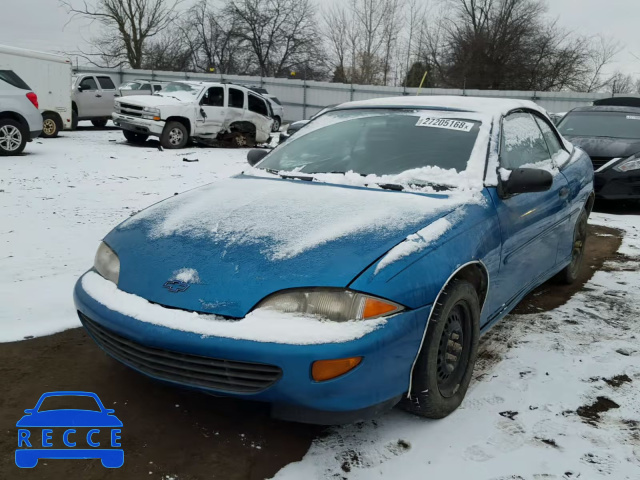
xmin=81 ymin=271 xmax=387 ymax=345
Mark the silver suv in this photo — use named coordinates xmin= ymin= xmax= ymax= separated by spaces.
xmin=71 ymin=74 xmax=118 ymax=129
xmin=0 ymin=70 xmax=42 ymax=156
xmin=118 ymin=79 xmax=167 ymax=96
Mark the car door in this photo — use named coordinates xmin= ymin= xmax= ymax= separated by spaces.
xmin=96 ymin=76 xmax=117 ymax=117
xmin=486 ymin=111 xmax=570 ymax=319
xmin=197 ymin=86 xmax=226 ymax=135
xmin=245 ymin=93 xmax=272 ymax=140
xmin=226 ymin=86 xmax=246 ymax=126
xmin=76 ymin=76 xmax=100 ymax=117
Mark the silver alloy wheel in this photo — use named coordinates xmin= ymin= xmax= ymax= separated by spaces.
xmin=272 ymin=118 xmax=281 ymax=132
xmin=0 ymin=125 xmax=22 ymax=152
xmin=168 ymin=127 xmax=184 ymax=146
xmin=43 ymin=118 xmax=56 ymax=136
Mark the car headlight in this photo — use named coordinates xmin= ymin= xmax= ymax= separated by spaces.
xmin=255 ymin=289 xmax=403 ymax=322
xmin=614 ymin=154 xmax=640 ymax=172
xmin=94 ymin=242 xmax=120 ymax=285
xmin=114 ymin=103 xmax=121 ymax=113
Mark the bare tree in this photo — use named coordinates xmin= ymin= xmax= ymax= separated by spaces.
xmin=61 ymin=0 xmax=182 ymax=68
xmin=227 ymin=0 xmax=324 ymax=78
xmin=581 ymin=35 xmax=622 ymax=92
xmin=608 ymin=72 xmax=635 ymax=94
xmin=324 ymin=4 xmax=353 ymax=82
xmin=180 ymin=0 xmax=248 ymax=74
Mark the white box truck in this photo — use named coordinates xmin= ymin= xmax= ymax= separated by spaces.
xmin=0 ymin=45 xmax=72 ymax=138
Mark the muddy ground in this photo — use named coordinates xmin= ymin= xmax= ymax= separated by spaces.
xmin=0 ymin=224 xmax=624 ymax=480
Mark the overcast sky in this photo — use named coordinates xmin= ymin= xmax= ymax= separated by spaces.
xmin=1 ymin=0 xmax=638 ymax=79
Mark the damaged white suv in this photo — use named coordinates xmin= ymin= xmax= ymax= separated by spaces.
xmin=112 ymin=81 xmax=273 ymax=148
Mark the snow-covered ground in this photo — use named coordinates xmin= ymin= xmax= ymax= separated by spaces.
xmin=0 ymin=125 xmax=247 ymax=342
xmin=1 ymin=126 xmax=639 ymax=479
xmin=275 ymin=214 xmax=640 ymax=479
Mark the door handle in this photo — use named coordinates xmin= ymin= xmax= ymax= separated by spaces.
xmin=95 ymin=94 xmax=102 ymax=98
xmin=559 ymin=187 xmax=569 ymax=198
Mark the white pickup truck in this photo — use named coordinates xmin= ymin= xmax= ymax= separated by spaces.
xmin=112 ymin=81 xmax=273 ymax=148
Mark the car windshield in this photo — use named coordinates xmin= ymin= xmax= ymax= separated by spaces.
xmin=258 ymin=109 xmax=481 ymax=178
xmin=156 ymin=82 xmax=200 ymax=99
xmin=38 ymin=395 xmax=101 ymax=412
xmin=558 ymin=111 xmax=640 ymax=139
xmin=120 ymin=81 xmax=142 ymax=90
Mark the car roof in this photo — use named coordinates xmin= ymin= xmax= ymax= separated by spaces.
xmin=568 ymin=105 xmax=640 ymax=114
xmin=338 ymin=95 xmax=547 ymax=119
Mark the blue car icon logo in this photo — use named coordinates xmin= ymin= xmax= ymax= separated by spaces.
xmin=15 ymin=391 xmax=123 ymax=468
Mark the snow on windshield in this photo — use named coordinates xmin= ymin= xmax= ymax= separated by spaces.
xmin=260 ymin=109 xmax=492 ymax=192
xmin=121 ymin=176 xmax=479 ymax=261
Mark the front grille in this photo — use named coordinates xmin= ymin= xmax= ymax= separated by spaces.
xmin=591 ymin=157 xmax=613 ymax=170
xmin=80 ymin=313 xmax=282 ymax=393
xmin=119 ymin=103 xmax=144 ymax=117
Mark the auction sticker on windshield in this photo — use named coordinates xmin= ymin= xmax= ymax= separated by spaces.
xmin=415 ymin=117 xmax=474 ymax=132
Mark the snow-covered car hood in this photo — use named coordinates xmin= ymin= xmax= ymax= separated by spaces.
xmin=116 ymin=94 xmax=189 ymax=108
xmin=105 ymin=175 xmax=470 ymax=317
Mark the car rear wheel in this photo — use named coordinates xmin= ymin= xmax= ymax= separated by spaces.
xmin=41 ymin=113 xmax=62 ymax=138
xmin=400 ymin=279 xmax=480 ymax=419
xmin=92 ymin=119 xmax=108 ymax=128
xmin=0 ymin=119 xmax=27 ymax=156
xmin=557 ymin=208 xmax=588 ymax=284
xmin=271 ymin=116 xmax=281 ymax=132
xmin=160 ymin=121 xmax=188 ymax=149
xmin=123 ymin=130 xmax=149 ymax=144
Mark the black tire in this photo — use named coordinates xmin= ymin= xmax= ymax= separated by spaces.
xmin=556 ymin=208 xmax=588 ymax=284
xmin=71 ymin=110 xmax=78 ymax=130
xmin=123 ymin=130 xmax=149 ymax=144
xmin=271 ymin=116 xmax=281 ymax=132
xmin=0 ymin=118 xmax=27 ymax=156
xmin=41 ymin=112 xmax=62 ymax=138
xmin=400 ymin=279 xmax=480 ymax=419
xmin=92 ymin=118 xmax=108 ymax=128
xmin=160 ymin=121 xmax=188 ymax=149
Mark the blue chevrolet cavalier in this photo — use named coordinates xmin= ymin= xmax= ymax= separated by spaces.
xmin=74 ymin=96 xmax=594 ymax=424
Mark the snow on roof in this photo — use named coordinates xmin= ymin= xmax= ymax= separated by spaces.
xmin=340 ymin=95 xmax=547 ymax=119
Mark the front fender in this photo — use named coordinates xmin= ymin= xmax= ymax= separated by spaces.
xmin=349 ymin=189 xmax=501 ymax=322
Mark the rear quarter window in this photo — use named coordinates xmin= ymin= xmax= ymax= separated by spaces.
xmin=97 ymin=76 xmax=116 ymax=90
xmin=0 ymin=70 xmax=31 ymax=90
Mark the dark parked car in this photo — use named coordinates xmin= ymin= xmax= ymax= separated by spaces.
xmin=558 ymin=101 xmax=640 ymax=201
xmin=280 ymin=104 xmax=338 ymax=142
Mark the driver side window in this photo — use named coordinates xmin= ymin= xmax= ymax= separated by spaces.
xmin=200 ymin=86 xmax=224 ymax=107
xmin=501 ymin=112 xmax=552 ymax=170
xmin=79 ymin=77 xmax=98 ymax=91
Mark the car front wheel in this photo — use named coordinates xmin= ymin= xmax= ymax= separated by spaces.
xmin=160 ymin=121 xmax=188 ymax=149
xmin=0 ymin=119 xmax=27 ymax=156
xmin=92 ymin=119 xmax=108 ymax=128
xmin=400 ymin=279 xmax=480 ymax=419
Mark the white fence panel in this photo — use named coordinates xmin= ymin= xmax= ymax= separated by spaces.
xmin=75 ymin=66 xmax=630 ymax=122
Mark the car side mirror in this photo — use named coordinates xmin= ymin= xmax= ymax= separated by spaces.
xmin=105 ymin=409 xmax=115 ymax=414
xmin=24 ymin=409 xmax=33 ymax=414
xmin=200 ymin=108 xmax=207 ymax=119
xmin=77 ymin=85 xmax=84 ymax=92
xmin=500 ymin=168 xmax=553 ymax=197
xmin=247 ymin=149 xmax=269 ymax=166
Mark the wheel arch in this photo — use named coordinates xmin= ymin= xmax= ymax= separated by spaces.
xmin=0 ymin=111 xmax=30 ymax=134
xmin=71 ymin=101 xmax=78 ymax=113
xmin=165 ymin=116 xmax=191 ymax=135
xmin=230 ymin=121 xmax=257 ymax=134
xmin=42 ymin=110 xmax=63 ymax=124
xmin=406 ymin=260 xmax=490 ymax=396
xmin=585 ymin=192 xmax=595 ymax=214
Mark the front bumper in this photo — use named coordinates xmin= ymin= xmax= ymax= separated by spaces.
xmin=73 ymin=273 xmax=430 ymax=424
xmin=594 ymin=168 xmax=640 ymax=200
xmin=112 ymin=113 xmax=165 ymax=136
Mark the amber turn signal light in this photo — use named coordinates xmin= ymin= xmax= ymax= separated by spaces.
xmin=312 ymin=357 xmax=362 ymax=382
xmin=362 ymin=297 xmax=400 ymax=319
